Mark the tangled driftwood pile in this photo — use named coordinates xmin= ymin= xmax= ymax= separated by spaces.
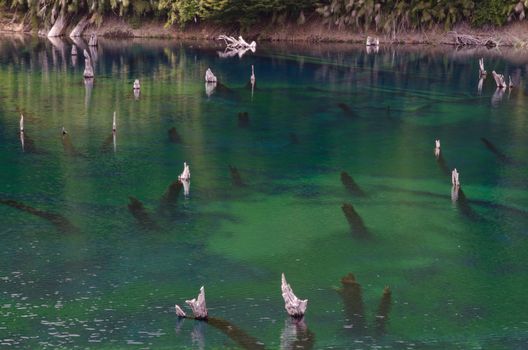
xmin=448 ymin=32 xmax=500 ymax=47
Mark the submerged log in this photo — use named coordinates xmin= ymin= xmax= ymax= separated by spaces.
xmin=281 ymin=273 xmax=308 ymax=318
xmin=69 ymin=16 xmax=89 ymax=38
xmin=175 ymin=308 xmax=266 ymax=350
xmin=161 ymin=181 xmax=183 ymax=204
xmin=61 ymin=133 xmax=82 ymax=157
xmin=480 ymin=137 xmax=513 ymax=163
xmin=83 ymin=49 xmax=94 ymax=78
xmin=374 ymin=287 xmax=392 ymax=336
xmin=337 ymin=273 xmax=365 ymax=332
xmin=47 ymin=12 xmax=69 ymax=37
xmin=229 ymin=165 xmax=244 ymax=187
xmin=340 ymin=172 xmax=365 ymax=197
xmin=184 ymin=286 xmax=208 ymax=320
xmin=207 ymin=317 xmax=266 ymax=350
xmin=127 ymin=196 xmax=159 ymax=230
xmin=238 ymin=112 xmax=250 ymax=127
xmin=341 ymin=203 xmax=368 ymax=237
xmin=168 ymin=127 xmax=182 ymax=143
xmin=0 ymin=198 xmax=77 ymax=233
xmin=435 ymin=149 xmax=450 ymax=176
xmin=337 ymin=103 xmax=358 ymax=118
xmin=100 ymin=133 xmax=114 ymax=153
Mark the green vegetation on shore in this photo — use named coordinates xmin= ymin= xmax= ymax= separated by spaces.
xmin=2 ymin=0 xmax=528 ymax=31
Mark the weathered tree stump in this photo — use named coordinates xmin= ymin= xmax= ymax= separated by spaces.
xmin=205 ymin=68 xmax=217 ymax=83
xmin=178 ymin=162 xmax=190 ymax=181
xmin=281 ymin=273 xmax=308 ymax=318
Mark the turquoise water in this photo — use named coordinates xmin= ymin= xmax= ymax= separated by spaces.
xmin=0 ymin=37 xmax=527 ymax=349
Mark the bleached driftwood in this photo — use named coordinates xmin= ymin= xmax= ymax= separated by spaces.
xmin=281 ymin=273 xmax=308 ymax=318
xmin=175 ymin=304 xmax=186 ymax=318
xmin=449 ymin=32 xmax=499 ymax=47
xmin=20 ymin=114 xmax=24 ymax=133
xmin=83 ymin=49 xmax=94 ymax=78
xmin=179 ymin=162 xmax=191 ymax=181
xmin=69 ymin=16 xmax=89 ymax=38
xmin=71 ymin=45 xmax=77 ymax=56
xmin=479 ymin=58 xmax=486 ymax=76
xmin=451 ymin=168 xmax=460 ymax=187
xmin=185 ymin=286 xmax=208 ymax=319
xmin=366 ymin=36 xmax=379 ymax=46
xmin=47 ymin=12 xmax=68 ymax=37
xmin=133 ymin=79 xmax=140 ymax=90
xmin=88 ymin=33 xmax=98 ymax=47
xmin=218 ymin=35 xmax=256 ymax=50
xmin=492 ymin=71 xmax=506 ymax=88
xmin=112 ymin=111 xmax=116 ymax=132
xmin=205 ymin=68 xmax=217 ymax=83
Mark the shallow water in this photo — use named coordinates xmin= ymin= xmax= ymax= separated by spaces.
xmin=0 ymin=36 xmax=527 ymax=349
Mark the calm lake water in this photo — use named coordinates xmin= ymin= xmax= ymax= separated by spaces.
xmin=0 ymin=36 xmax=527 ymax=349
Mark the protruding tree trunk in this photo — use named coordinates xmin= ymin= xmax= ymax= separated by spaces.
xmin=185 ymin=286 xmax=208 ymax=320
xmin=281 ymin=273 xmax=308 ymax=318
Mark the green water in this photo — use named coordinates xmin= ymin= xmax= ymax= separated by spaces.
xmin=0 ymin=37 xmax=527 ymax=349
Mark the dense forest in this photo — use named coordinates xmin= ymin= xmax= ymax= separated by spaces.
xmin=1 ymin=0 xmax=528 ymax=31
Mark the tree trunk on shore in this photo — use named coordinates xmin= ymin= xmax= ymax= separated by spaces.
xmin=70 ymin=16 xmax=89 ymax=38
xmin=47 ymin=12 xmax=68 ymax=37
